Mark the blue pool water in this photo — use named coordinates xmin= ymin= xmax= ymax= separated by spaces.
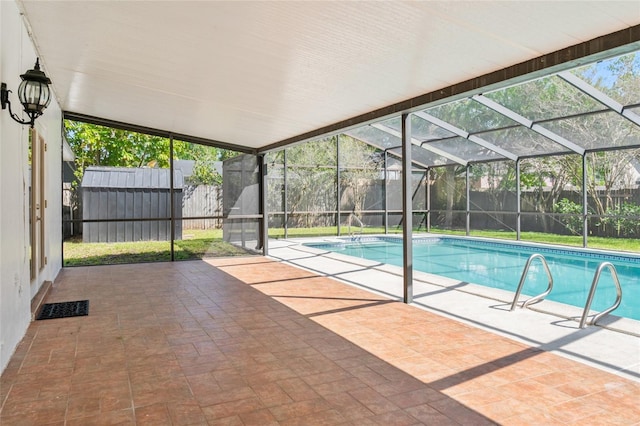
xmin=305 ymin=237 xmax=640 ymax=321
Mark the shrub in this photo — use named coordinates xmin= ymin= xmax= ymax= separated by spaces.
xmin=553 ymin=198 xmax=583 ymax=235
xmin=599 ymin=202 xmax=640 ymax=237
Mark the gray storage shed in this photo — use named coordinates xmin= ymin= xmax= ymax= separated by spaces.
xmin=81 ymin=167 xmax=183 ymax=243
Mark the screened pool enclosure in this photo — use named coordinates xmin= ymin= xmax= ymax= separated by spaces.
xmin=266 ymin=51 xmax=640 ymax=248
xmin=62 ymin=50 xmax=640 ymax=267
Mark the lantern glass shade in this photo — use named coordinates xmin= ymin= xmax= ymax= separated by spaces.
xmin=17 ymin=77 xmax=51 ymax=116
xmin=0 ymin=58 xmax=52 ymax=127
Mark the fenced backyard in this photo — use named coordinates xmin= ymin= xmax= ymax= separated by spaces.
xmin=62 ymin=152 xmax=640 ymax=267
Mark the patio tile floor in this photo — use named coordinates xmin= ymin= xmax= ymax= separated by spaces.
xmin=1 ymin=257 xmax=638 ymax=425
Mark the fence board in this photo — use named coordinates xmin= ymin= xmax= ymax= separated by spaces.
xmin=181 ymin=185 xmax=223 ymax=229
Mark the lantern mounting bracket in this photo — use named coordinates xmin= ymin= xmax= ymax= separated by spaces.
xmin=1 ymin=83 xmax=34 ymax=127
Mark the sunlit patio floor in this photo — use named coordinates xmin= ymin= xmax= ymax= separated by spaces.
xmin=1 ymin=254 xmax=639 ymax=425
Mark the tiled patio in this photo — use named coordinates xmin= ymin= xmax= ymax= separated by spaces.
xmin=1 ymin=257 xmax=638 ymax=425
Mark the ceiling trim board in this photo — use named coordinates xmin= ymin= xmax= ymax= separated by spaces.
xmin=63 ymin=111 xmax=256 ymax=154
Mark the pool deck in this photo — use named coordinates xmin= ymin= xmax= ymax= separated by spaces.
xmin=1 ymin=240 xmax=638 ymax=424
xmin=269 ymin=237 xmax=640 ymax=382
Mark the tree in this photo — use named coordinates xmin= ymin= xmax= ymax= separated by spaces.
xmin=429 ymin=165 xmax=466 ymax=229
xmin=283 ymin=138 xmax=337 ymax=227
xmin=65 ymin=120 xmax=237 ymax=186
xmin=549 ymin=54 xmax=640 ymax=233
xmin=338 ymin=135 xmax=381 ymax=219
xmin=172 ymin=140 xmax=235 ymax=185
xmin=65 ymin=120 xmax=171 ymax=183
xmin=477 ymin=53 xmax=640 ymax=235
xmin=269 ymin=135 xmax=383 ymax=229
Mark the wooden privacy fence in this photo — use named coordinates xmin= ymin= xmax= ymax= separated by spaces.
xmin=181 ymin=185 xmax=223 ymax=229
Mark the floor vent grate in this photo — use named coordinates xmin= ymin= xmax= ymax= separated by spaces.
xmin=36 ymin=300 xmax=89 ymax=320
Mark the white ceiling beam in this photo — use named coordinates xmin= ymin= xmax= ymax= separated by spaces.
xmin=557 ymin=71 xmax=640 ymax=128
xmin=343 ymin=132 xmax=430 ymax=169
xmin=413 ymin=111 xmax=518 ymax=161
xmin=472 ymin=95 xmax=586 ymax=155
xmin=370 ymin=123 xmax=468 ymax=166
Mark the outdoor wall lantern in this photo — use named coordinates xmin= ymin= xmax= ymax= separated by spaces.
xmin=1 ymin=58 xmax=52 ymax=128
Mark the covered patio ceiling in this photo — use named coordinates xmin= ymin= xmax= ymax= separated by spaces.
xmin=18 ymin=1 xmax=640 ymax=153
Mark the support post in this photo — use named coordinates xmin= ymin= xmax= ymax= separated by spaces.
xmin=283 ymin=149 xmax=288 ymax=239
xmin=337 ymin=135 xmax=341 ymax=236
xmin=583 ymin=154 xmax=588 ymax=248
xmin=384 ymin=150 xmax=388 ymax=234
xmin=259 ymin=154 xmax=269 ymax=255
xmin=169 ymin=134 xmax=175 ymax=261
xmin=466 ymin=165 xmax=470 ymax=236
xmin=426 ymin=168 xmax=431 ymax=232
xmin=516 ymin=159 xmax=521 ymax=240
xmin=401 ymin=113 xmax=413 ymax=304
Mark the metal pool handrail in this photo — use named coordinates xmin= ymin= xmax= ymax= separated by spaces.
xmin=511 ymin=253 xmax=554 ymax=311
xmin=579 ymin=262 xmax=622 ymax=329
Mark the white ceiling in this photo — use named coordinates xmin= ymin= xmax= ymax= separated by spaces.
xmin=18 ymin=1 xmax=640 ymax=151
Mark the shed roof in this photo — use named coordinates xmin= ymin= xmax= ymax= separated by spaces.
xmin=81 ymin=167 xmax=184 ymax=190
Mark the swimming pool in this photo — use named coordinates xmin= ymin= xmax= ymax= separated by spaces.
xmin=305 ymin=236 xmax=640 ymax=321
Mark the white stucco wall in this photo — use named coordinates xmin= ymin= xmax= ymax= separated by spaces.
xmin=0 ymin=0 xmax=63 ymax=373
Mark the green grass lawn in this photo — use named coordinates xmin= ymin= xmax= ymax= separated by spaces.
xmin=433 ymin=228 xmax=640 ymax=252
xmin=268 ymin=226 xmax=640 ymax=253
xmin=63 ymin=229 xmax=251 ymax=266
xmin=64 ymin=226 xmax=639 ymax=267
